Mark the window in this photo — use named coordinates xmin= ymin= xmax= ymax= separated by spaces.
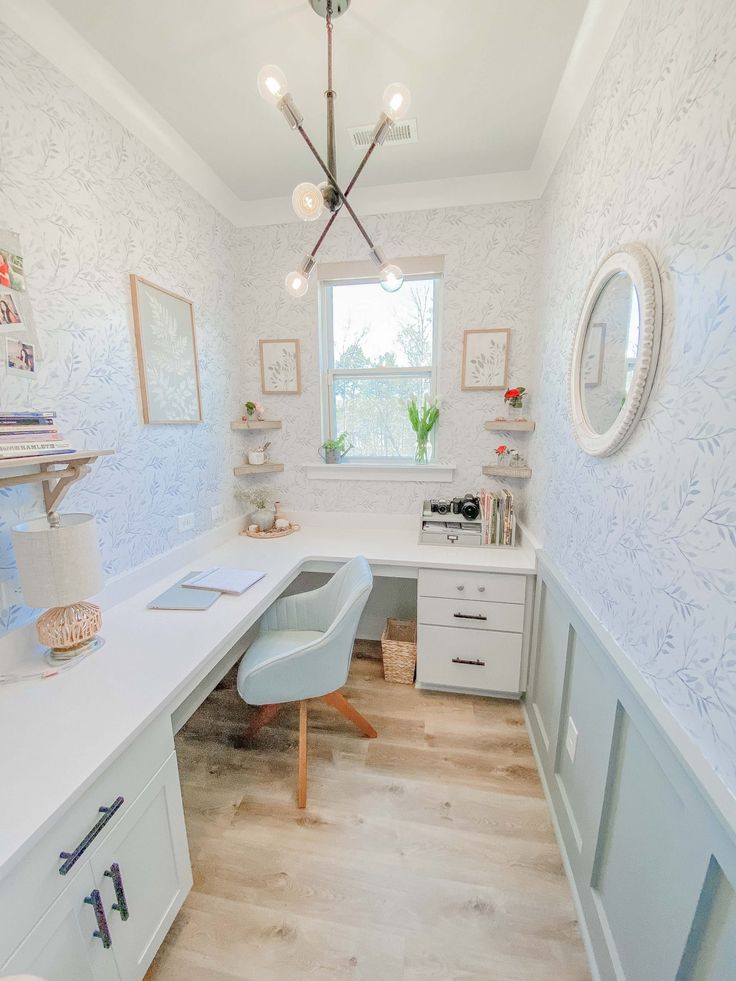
xmin=319 ymin=274 xmax=440 ymax=462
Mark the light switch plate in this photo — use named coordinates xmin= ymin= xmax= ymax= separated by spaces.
xmin=565 ymin=717 xmax=578 ymax=763
xmin=177 ymin=512 xmax=195 ymax=533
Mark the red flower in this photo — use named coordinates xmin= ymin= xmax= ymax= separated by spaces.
xmin=495 ymin=445 xmax=507 ymax=455
xmin=504 ymin=388 xmax=521 ymax=400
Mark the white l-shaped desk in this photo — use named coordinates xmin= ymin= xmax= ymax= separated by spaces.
xmin=0 ymin=514 xmax=536 ymax=978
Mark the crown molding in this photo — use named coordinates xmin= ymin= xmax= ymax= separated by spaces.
xmin=1 ymin=0 xmax=630 ymax=228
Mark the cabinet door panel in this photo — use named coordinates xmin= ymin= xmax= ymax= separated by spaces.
xmin=91 ymin=753 xmax=191 ymax=981
xmin=2 ymin=864 xmax=120 ymax=981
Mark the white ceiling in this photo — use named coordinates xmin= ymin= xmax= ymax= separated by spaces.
xmin=43 ymin=0 xmax=588 ymax=202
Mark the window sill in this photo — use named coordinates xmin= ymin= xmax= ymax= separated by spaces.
xmin=304 ymin=462 xmax=456 ymax=483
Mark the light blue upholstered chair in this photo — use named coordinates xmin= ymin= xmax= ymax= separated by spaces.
xmin=237 ymin=555 xmax=376 ymax=807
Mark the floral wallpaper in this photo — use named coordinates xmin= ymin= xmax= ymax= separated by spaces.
xmin=235 ymin=203 xmax=540 ymax=513
xmin=528 ymin=0 xmax=736 ymax=791
xmin=0 ymin=24 xmax=240 ymax=634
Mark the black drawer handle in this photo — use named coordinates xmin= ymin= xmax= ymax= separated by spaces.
xmin=59 ymin=796 xmax=124 ymax=876
xmin=84 ymin=889 xmax=112 ymax=949
xmin=105 ymin=862 xmax=130 ymax=921
xmin=452 ymin=657 xmax=486 ymax=666
xmin=453 ymin=613 xmax=488 ymax=621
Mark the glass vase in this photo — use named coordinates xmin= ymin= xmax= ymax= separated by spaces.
xmin=415 ymin=436 xmax=432 ymax=464
xmin=508 ymin=402 xmax=525 ymax=421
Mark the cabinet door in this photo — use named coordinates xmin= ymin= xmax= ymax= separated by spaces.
xmin=2 ymin=864 xmax=120 ymax=981
xmin=91 ymin=753 xmax=192 ymax=981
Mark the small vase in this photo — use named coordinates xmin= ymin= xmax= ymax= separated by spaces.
xmin=495 ymin=454 xmax=508 ymax=468
xmin=251 ymin=507 xmax=274 ymax=532
xmin=508 ymin=403 xmax=525 ymax=421
xmin=415 ymin=436 xmax=431 ymax=464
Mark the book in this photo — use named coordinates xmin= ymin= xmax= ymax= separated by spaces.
xmin=0 ymin=413 xmax=55 ymax=424
xmin=182 ymin=567 xmax=266 ymax=596
xmin=0 ymin=425 xmax=58 ymax=435
xmin=0 ymin=430 xmax=61 ymax=441
xmin=147 ymin=573 xmax=221 ymax=612
xmin=0 ymin=443 xmax=74 ymax=458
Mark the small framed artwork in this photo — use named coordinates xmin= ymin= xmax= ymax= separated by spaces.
xmin=6 ymin=337 xmax=36 ymax=375
xmin=130 ymin=274 xmax=202 ymax=424
xmin=461 ymin=328 xmax=510 ymax=391
xmin=583 ymin=322 xmax=606 ymax=387
xmin=259 ymin=338 xmax=302 ymax=395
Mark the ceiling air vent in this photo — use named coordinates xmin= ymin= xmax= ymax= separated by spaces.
xmin=348 ymin=118 xmax=418 ymax=149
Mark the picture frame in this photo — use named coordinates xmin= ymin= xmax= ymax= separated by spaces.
xmin=130 ymin=274 xmax=202 ymax=424
xmin=6 ymin=336 xmax=36 ymax=376
xmin=259 ymin=338 xmax=302 ymax=395
xmin=461 ymin=328 xmax=510 ymax=391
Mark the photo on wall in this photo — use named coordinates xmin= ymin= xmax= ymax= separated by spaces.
xmin=259 ymin=338 xmax=302 ymax=394
xmin=130 ymin=274 xmax=202 ymax=424
xmin=461 ymin=328 xmax=510 ymax=391
xmin=0 ymin=292 xmax=23 ymax=328
xmin=6 ymin=337 xmax=36 ymax=375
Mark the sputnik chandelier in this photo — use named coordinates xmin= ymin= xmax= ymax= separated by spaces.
xmin=257 ymin=0 xmax=411 ymax=297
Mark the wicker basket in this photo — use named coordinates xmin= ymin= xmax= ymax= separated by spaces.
xmin=381 ymin=618 xmax=417 ymax=684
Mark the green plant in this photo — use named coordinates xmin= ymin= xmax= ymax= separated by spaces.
xmin=320 ymin=432 xmax=350 ymax=452
xmin=407 ymin=395 xmax=441 ymax=439
xmin=236 ymin=486 xmax=278 ymax=511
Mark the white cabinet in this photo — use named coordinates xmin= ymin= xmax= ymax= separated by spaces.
xmin=1 ymin=726 xmax=191 ymax=981
xmin=91 ymin=755 xmax=191 ymax=980
xmin=416 ymin=568 xmax=532 ymax=696
xmin=1 ymin=865 xmax=120 ymax=981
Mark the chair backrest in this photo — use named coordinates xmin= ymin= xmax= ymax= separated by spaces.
xmin=317 ymin=555 xmax=373 ymax=689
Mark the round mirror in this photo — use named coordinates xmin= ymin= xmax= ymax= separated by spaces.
xmin=570 ymin=245 xmax=662 ymax=456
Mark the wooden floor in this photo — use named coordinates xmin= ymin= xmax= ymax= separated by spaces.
xmin=146 ymin=656 xmax=590 ymax=981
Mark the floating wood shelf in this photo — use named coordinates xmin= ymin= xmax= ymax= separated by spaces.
xmin=484 ymin=419 xmax=535 ymax=432
xmin=231 ymin=420 xmax=282 ymax=431
xmin=233 ymin=463 xmax=285 ymax=476
xmin=0 ymin=450 xmax=114 ymax=515
xmin=482 ymin=465 xmax=532 ymax=479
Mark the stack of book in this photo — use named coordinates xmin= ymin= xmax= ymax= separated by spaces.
xmin=0 ymin=412 xmax=75 ymax=461
xmin=479 ymin=488 xmax=516 ymax=546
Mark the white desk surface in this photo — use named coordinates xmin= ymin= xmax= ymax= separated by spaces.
xmin=0 ymin=514 xmax=536 ymax=880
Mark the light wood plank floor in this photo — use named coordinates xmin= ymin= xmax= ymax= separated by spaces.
xmin=146 ymin=656 xmax=590 ymax=981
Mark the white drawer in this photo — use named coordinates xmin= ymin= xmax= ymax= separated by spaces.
xmin=417 ymin=624 xmax=522 ymax=694
xmin=419 ymin=568 xmax=526 ymax=604
xmin=0 ymin=713 xmax=173 ymax=965
xmin=418 ymin=595 xmax=524 ymax=633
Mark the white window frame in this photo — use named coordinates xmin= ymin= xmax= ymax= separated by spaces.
xmin=318 ymin=270 xmax=442 ymax=465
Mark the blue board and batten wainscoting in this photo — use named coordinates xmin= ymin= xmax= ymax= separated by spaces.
xmin=526 ymin=553 xmax=736 ymax=981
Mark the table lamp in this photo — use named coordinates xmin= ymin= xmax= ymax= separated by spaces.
xmin=11 ymin=513 xmax=104 ymax=662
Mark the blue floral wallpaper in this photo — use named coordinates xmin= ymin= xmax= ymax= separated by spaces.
xmin=528 ymin=0 xmax=736 ymax=791
xmin=0 ymin=24 xmax=240 ymax=632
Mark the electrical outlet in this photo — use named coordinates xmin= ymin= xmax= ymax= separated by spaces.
xmin=565 ymin=717 xmax=579 ymax=763
xmin=0 ymin=580 xmax=13 ymax=612
xmin=211 ymin=504 xmax=224 ymax=523
xmin=177 ymin=512 xmax=195 ymax=533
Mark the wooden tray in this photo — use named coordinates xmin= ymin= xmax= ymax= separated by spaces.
xmin=240 ymin=524 xmax=300 ymax=540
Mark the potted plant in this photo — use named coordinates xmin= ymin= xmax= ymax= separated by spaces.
xmin=319 ymin=432 xmax=352 ymax=464
xmin=237 ymin=486 xmax=278 ymax=531
xmin=242 ymin=400 xmax=265 ymax=423
xmin=494 ymin=444 xmax=509 ymax=467
xmin=407 ymin=394 xmax=441 ymax=463
xmin=504 ymin=386 xmax=527 ymax=420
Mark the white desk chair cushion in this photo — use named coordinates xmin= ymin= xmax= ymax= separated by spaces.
xmin=236 ymin=555 xmax=376 ymax=807
xmin=237 ymin=555 xmax=373 ymax=705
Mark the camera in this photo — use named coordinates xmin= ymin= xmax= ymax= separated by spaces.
xmin=459 ymin=494 xmax=480 ymax=521
xmin=430 ymin=499 xmax=452 ymax=515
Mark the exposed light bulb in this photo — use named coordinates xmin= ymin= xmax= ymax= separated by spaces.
xmin=382 ymin=83 xmax=411 ymax=121
xmin=292 ymin=182 xmax=324 ymax=221
xmin=379 ymin=263 xmax=404 ymax=293
xmin=257 ymin=65 xmax=288 ymax=104
xmin=285 ymin=269 xmax=309 ymax=298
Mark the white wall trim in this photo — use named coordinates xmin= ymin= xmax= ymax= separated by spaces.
xmin=304 ymin=462 xmax=456 ymax=482
xmin=1 ymin=0 xmax=629 ymax=226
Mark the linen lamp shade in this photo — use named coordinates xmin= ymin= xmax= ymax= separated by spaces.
xmin=12 ymin=513 xmax=103 ymax=608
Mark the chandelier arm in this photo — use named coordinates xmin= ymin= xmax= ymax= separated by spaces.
xmin=325 ymin=1 xmax=336 ymax=181
xmin=296 ymin=124 xmax=375 ymax=250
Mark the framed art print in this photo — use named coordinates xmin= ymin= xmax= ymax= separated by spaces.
xmin=130 ymin=274 xmax=202 ymax=424
xmin=259 ymin=338 xmax=302 ymax=394
xmin=461 ymin=328 xmax=510 ymax=391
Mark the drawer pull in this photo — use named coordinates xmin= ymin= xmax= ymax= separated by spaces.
xmin=452 ymin=657 xmax=486 ymax=667
xmin=478 ymin=586 xmax=486 ymax=592
xmin=84 ymin=889 xmax=112 ymax=949
xmin=453 ymin=613 xmax=488 ymax=621
xmin=456 ymin=584 xmax=464 ymax=591
xmin=59 ymin=796 xmax=124 ymax=876
xmin=105 ymin=862 xmax=130 ymax=921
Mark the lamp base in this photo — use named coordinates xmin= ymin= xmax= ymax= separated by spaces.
xmin=37 ymin=602 xmax=103 ymax=662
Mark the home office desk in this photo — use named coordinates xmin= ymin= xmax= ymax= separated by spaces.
xmin=0 ymin=513 xmax=536 ymax=979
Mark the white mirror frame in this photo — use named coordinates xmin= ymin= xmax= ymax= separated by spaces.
xmin=570 ymin=243 xmax=662 ymax=457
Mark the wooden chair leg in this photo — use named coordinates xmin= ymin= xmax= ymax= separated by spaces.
xmin=298 ymin=699 xmax=308 ymax=808
xmin=244 ymin=703 xmax=282 ymax=740
xmin=322 ymin=690 xmax=378 ymax=738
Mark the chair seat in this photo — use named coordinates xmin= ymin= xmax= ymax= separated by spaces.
xmin=237 ymin=629 xmax=324 ymax=704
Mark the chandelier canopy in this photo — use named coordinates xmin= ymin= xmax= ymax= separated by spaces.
xmin=257 ymin=0 xmax=411 ymax=297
